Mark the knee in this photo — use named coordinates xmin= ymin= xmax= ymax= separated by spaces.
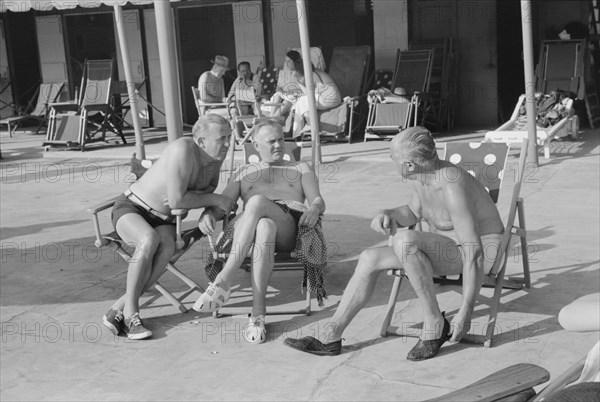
xmin=244 ymin=195 xmax=271 ymax=215
xmin=392 ymin=230 xmax=420 ymax=259
xmin=136 ymin=231 xmax=160 ymax=256
xmin=356 ymin=248 xmax=384 ymax=275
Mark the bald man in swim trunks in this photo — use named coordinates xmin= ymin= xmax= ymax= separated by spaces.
xmin=285 ymin=126 xmax=504 ymax=360
xmin=193 ymin=119 xmax=326 ymax=344
xmin=103 ymin=114 xmax=237 ymax=340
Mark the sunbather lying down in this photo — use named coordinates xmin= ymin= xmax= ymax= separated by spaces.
xmin=193 ymin=119 xmax=327 ymax=344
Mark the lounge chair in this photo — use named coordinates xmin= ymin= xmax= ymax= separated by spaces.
xmin=44 ymin=59 xmax=127 ymax=151
xmin=88 ymin=154 xmax=207 ymax=313
xmin=0 ymin=82 xmax=64 ymax=137
xmin=380 ymin=140 xmax=530 ymax=348
xmin=365 ymin=49 xmax=433 ymax=140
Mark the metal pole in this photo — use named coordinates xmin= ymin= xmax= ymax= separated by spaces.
xmin=521 ymin=0 xmax=538 ymax=165
xmin=296 ymin=0 xmax=321 ymax=167
xmin=114 ymin=4 xmax=145 ymax=159
xmin=154 ymin=0 xmax=182 ymax=142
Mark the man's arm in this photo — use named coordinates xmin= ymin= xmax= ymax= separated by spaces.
xmin=298 ymin=162 xmax=325 ymax=227
xmin=443 ymin=180 xmax=484 ymax=341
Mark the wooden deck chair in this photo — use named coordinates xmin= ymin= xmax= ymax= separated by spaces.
xmin=0 ymin=82 xmax=64 ymax=137
xmin=212 ymin=141 xmax=313 ymax=317
xmin=44 ymin=60 xmax=126 ymax=151
xmin=380 ymin=140 xmax=530 ymax=348
xmin=88 ymin=154 xmax=206 ymax=313
xmin=365 ymin=49 xmax=433 ymax=141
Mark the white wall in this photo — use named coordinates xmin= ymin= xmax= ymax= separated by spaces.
xmin=35 ymin=16 xmax=68 ymax=89
xmin=270 ymin=0 xmax=300 ymax=67
xmin=232 ymin=1 xmax=265 ymax=71
xmin=113 ymin=9 xmax=149 ymax=126
xmin=372 ymin=0 xmax=409 ymax=71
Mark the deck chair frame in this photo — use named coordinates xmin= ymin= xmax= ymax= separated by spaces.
xmin=88 ymin=154 xmax=206 ymax=313
xmin=211 ymin=141 xmax=313 ymax=318
xmin=44 ymin=59 xmax=126 ymax=151
xmin=380 ymin=140 xmax=530 ymax=348
xmin=0 ymin=82 xmax=64 ymax=137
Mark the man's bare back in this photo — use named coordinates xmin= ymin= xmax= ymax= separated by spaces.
xmin=130 ymin=137 xmax=223 ymax=216
xmin=413 ymin=162 xmax=504 ymax=241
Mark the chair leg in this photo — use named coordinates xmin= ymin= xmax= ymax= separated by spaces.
xmin=380 ymin=274 xmax=403 ymax=337
xmin=484 ymin=262 xmax=509 ymax=348
xmin=165 ymin=262 xmax=205 ymax=293
xmin=153 ymin=281 xmax=188 ymax=313
xmin=517 ymin=199 xmax=531 ymax=288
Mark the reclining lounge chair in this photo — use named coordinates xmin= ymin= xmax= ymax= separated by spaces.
xmin=44 ymin=59 xmax=127 ymax=151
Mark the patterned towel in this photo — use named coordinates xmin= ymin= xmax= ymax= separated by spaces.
xmin=205 ymin=200 xmax=328 ymax=306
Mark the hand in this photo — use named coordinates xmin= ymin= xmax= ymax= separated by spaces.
xmin=214 ymin=195 xmax=237 ymax=216
xmin=370 ymin=211 xmax=397 ymax=235
xmin=198 ymin=211 xmax=217 ymax=235
xmin=448 ymin=308 xmax=472 ymax=343
xmin=298 ymin=206 xmax=319 ymax=228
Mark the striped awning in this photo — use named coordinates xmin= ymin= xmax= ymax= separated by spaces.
xmin=0 ymin=1 xmax=178 ymax=13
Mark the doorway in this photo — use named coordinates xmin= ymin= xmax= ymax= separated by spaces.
xmin=64 ymin=12 xmax=117 ymax=98
xmin=3 ymin=11 xmax=41 ymax=111
xmin=176 ymin=4 xmax=237 ymax=124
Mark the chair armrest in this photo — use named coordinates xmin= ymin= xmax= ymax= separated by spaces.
xmin=197 ymin=101 xmax=229 ymax=108
xmin=49 ymin=102 xmax=79 ymax=113
xmin=82 ymin=104 xmax=111 ymax=113
xmin=87 ymin=197 xmax=118 ymax=248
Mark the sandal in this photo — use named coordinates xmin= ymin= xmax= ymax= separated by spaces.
xmin=243 ymin=315 xmax=266 ymax=344
xmin=192 ymin=282 xmax=231 ymax=313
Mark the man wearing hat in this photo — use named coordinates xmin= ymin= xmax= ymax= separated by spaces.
xmin=197 ymin=55 xmax=231 ymax=118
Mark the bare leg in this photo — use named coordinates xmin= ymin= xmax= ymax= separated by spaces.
xmin=214 ymin=195 xmax=296 ymax=289
xmin=113 ymin=214 xmax=161 ymax=318
xmin=323 ymin=246 xmax=402 ymax=342
xmin=111 ymin=224 xmax=176 ymax=312
xmin=251 ymin=218 xmax=278 ymax=317
xmin=392 ymin=230 xmax=462 ymax=341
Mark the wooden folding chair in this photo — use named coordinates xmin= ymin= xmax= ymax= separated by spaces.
xmin=88 ymin=154 xmax=206 ymax=313
xmin=211 ymin=141 xmax=313 ymax=317
xmin=380 ymin=140 xmax=530 ymax=348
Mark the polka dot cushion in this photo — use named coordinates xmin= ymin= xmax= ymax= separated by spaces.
xmin=443 ymin=142 xmax=510 ymax=203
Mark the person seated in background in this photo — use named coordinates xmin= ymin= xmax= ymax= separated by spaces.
xmin=285 ymin=126 xmax=504 ymax=360
xmin=265 ymin=50 xmax=303 ymax=118
xmin=227 ymin=61 xmax=262 ymax=143
xmin=102 ymin=115 xmax=236 ymax=340
xmin=197 ymin=55 xmax=231 ymax=119
xmin=291 ymin=57 xmax=341 ymax=139
xmin=193 ymin=120 xmax=327 ymax=345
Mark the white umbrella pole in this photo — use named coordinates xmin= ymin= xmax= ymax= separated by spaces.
xmin=154 ymin=0 xmax=183 ymax=142
xmin=296 ymin=0 xmax=321 ymax=167
xmin=520 ymin=0 xmax=538 ymax=165
xmin=114 ymin=4 xmax=145 ymax=159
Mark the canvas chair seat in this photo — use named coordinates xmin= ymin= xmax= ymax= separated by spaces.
xmin=380 ymin=140 xmax=530 ymax=348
